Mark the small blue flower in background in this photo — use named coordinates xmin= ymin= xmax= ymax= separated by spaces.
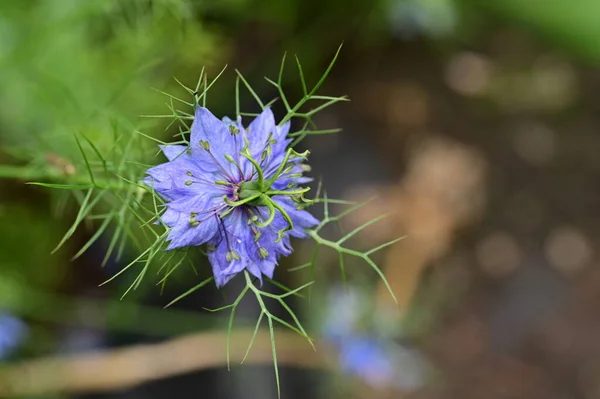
xmin=339 ymin=336 xmax=396 ymax=388
xmin=322 ymin=285 xmax=430 ymax=391
xmin=0 ymin=312 xmax=27 ymax=358
xmin=144 ymin=107 xmax=318 ymax=287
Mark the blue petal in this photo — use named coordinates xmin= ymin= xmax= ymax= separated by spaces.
xmin=276 ymin=120 xmax=291 ymax=139
xmin=145 ymin=157 xmax=227 ymax=198
xmin=269 ymin=122 xmax=292 ymax=156
xmin=208 ymin=242 xmax=248 ymax=286
xmin=206 ymin=209 xmax=281 ymax=287
xmin=145 ymin=158 xmax=202 ymax=187
xmin=160 ymin=208 xmax=181 ymax=227
xmin=166 ymin=213 xmax=219 ymax=250
xmin=222 ymin=115 xmax=246 ymax=133
xmin=244 ymin=231 xmax=279 ymax=282
xmin=272 ymin=197 xmax=319 ymax=238
xmin=166 ymin=191 xmax=224 ymax=213
xmin=208 ymin=244 xmax=246 ymax=287
xmin=191 ymin=107 xmax=236 ymax=160
xmin=142 ymin=175 xmax=176 ymax=200
xmin=246 ymin=108 xmax=276 ymax=157
xmin=159 ymin=144 xmax=189 ymax=161
xmin=244 ymin=260 xmax=270 ymax=284
xmin=146 ymin=160 xmax=184 ymax=181
xmin=254 ymin=209 xmax=294 ymax=256
xmin=205 ymin=209 xmax=250 ymax=286
xmin=188 ymin=111 xmax=244 ymax=179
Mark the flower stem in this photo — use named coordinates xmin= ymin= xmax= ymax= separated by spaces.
xmin=241 ymin=152 xmax=265 ymax=188
xmin=0 ymin=164 xmax=129 ymax=191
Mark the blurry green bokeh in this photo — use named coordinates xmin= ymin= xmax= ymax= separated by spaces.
xmin=0 ymin=202 xmax=66 ymax=307
xmin=467 ymin=0 xmax=600 ymax=63
xmin=0 ymin=0 xmax=222 ymax=159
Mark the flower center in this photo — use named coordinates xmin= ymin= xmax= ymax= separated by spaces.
xmin=220 ymin=146 xmax=313 ymax=243
xmin=238 ymin=179 xmax=271 ymax=200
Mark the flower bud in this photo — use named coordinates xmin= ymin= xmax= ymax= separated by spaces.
xmin=259 ymin=247 xmax=269 ymax=259
xmin=228 ymin=125 xmax=240 ymax=135
xmin=226 ymin=250 xmax=241 ymax=262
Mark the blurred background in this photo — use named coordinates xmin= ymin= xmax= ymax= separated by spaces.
xmin=2 ymin=0 xmax=600 ymax=398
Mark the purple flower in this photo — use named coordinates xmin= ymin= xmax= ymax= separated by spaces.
xmin=143 ymin=107 xmax=318 ymax=287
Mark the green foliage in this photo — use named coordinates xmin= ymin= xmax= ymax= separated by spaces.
xmin=0 ymin=0 xmax=224 ymax=296
xmin=0 ymin=0 xmax=221 ymax=163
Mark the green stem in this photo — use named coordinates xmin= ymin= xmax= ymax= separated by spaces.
xmin=270 ymin=199 xmax=295 ymax=242
xmin=266 ymin=149 xmax=294 ymax=185
xmin=255 ymin=195 xmax=276 ymax=228
xmin=0 ymin=165 xmax=65 ymax=181
xmin=266 ymin=188 xmax=310 ymax=196
xmin=223 ymin=193 xmax=261 ymax=207
xmin=0 ymin=164 xmax=129 ymax=191
xmin=241 ymin=152 xmax=265 ymax=187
